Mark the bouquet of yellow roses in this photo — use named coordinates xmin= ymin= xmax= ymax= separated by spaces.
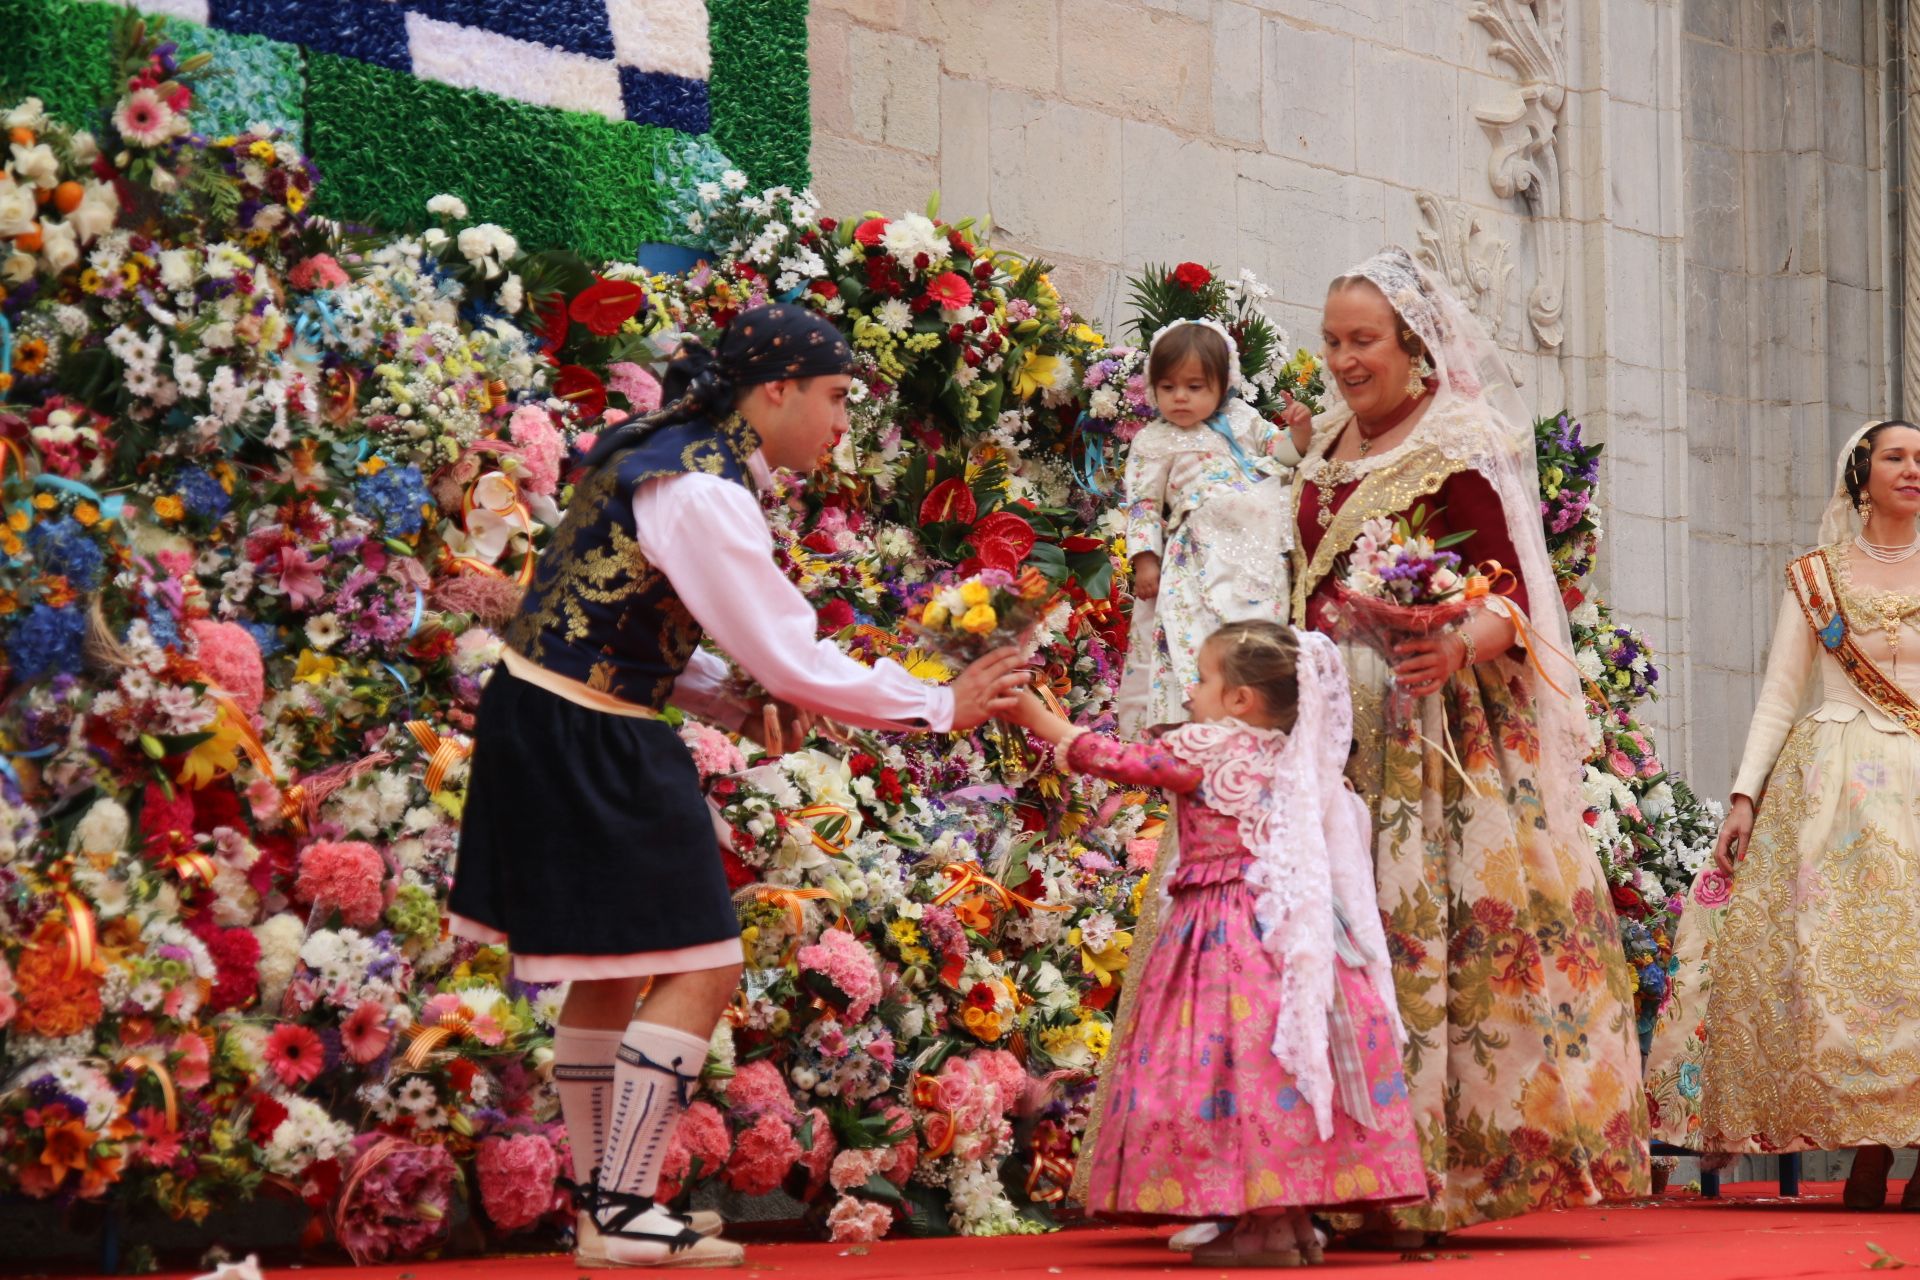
xmin=907 ymin=567 xmax=1055 ymax=664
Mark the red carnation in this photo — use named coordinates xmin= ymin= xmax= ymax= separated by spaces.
xmin=553 ymin=365 xmax=607 ymax=420
xmin=1172 ymin=261 xmax=1212 ymax=291
xmin=854 ymin=217 xmax=888 ymax=247
xmin=248 ymin=1093 xmax=289 ymax=1145
xmin=140 ymin=787 xmax=199 ymax=861
xmin=848 ymin=752 xmax=878 ymax=777
xmin=919 ymin=477 xmax=978 ymax=526
xmin=191 ymin=919 xmax=262 ymax=1013
xmin=816 ymin=599 xmax=856 ymax=635
xmin=925 ymin=270 xmax=974 ymax=311
xmin=1610 ymin=883 xmax=1644 ymax=916
xmin=810 ymin=279 xmax=839 ymax=300
xmin=569 ymin=277 xmax=648 ymax=337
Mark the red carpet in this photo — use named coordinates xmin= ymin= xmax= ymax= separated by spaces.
xmin=156 ymin=1183 xmax=1920 ymax=1280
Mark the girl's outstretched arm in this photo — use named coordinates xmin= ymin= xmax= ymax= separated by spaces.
xmin=1002 ymin=691 xmax=1201 ymax=792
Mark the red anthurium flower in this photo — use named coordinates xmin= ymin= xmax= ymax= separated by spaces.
xmin=971 ymin=510 xmax=1036 ymax=558
xmin=533 ymin=293 xmax=571 ymax=356
xmin=553 ymin=365 xmax=607 ymax=419
xmin=918 ymin=477 xmax=978 ymax=526
xmin=964 ymin=538 xmax=1021 ymax=575
xmin=1061 ymin=534 xmax=1107 ymax=553
xmin=854 ymin=217 xmax=889 ymax=247
xmin=569 ymin=277 xmax=647 ymax=337
xmin=924 ymin=270 xmax=974 ymax=311
xmin=1172 ymin=261 xmax=1212 ymax=291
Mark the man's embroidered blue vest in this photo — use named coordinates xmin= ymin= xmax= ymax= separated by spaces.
xmin=504 ymin=415 xmax=760 ymax=708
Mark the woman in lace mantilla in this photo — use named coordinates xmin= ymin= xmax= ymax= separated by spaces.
xmin=1645 ymin=420 xmax=1920 ymax=1211
xmin=1290 ymin=249 xmax=1648 ymax=1239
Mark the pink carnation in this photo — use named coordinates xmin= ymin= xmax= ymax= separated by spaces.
xmin=722 ymin=1059 xmax=798 ymax=1124
xmin=723 ymin=1113 xmax=802 ymax=1196
xmin=828 ymin=1146 xmax=887 ymax=1193
xmin=1125 ymin=837 xmax=1161 ymax=871
xmin=798 ymin=1105 xmax=837 ymax=1197
xmin=507 ymin=406 xmax=566 ymax=497
xmin=189 ymin=619 xmax=265 ymax=716
xmin=680 ymin=720 xmax=746 ymax=783
xmin=294 ymin=840 xmax=387 ymax=928
xmin=476 ymin=1133 xmax=562 ymax=1231
xmin=659 ymin=1101 xmax=732 ymax=1200
xmin=606 ymin=362 xmax=663 ymax=416
xmin=288 ymin=254 xmax=350 ymax=291
xmin=826 ymin=1194 xmax=894 ymax=1243
xmin=796 ymin=927 xmax=883 ymax=1021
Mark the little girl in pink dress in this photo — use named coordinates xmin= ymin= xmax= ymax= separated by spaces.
xmin=1007 ymin=620 xmax=1426 ymax=1266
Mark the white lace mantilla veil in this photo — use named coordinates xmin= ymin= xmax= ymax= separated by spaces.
xmin=1334 ymin=247 xmax=1589 ymax=851
xmin=1818 ymin=420 xmax=1886 ymax=545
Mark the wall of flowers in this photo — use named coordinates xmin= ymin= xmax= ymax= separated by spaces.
xmin=0 ymin=23 xmax=1719 ymax=1265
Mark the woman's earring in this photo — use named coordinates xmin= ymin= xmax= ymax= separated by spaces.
xmin=1859 ymin=495 xmax=1874 ymax=520
xmin=1405 ymin=357 xmax=1432 ymax=400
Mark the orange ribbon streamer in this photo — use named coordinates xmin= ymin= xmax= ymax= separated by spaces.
xmin=1025 ymin=1152 xmax=1075 ymax=1204
xmin=160 ymin=849 xmax=219 ymax=888
xmin=210 ymin=694 xmax=304 ymax=830
xmin=445 ymin=470 xmax=537 ymax=586
xmin=405 ymin=720 xmax=472 ymax=794
xmin=402 ymin=1011 xmax=475 ymax=1071
xmin=931 ymin=862 xmax=1068 ymax=925
xmin=1464 ymin=561 xmax=1573 ymax=699
xmin=44 ymin=860 xmax=98 ymax=977
xmin=0 ymin=436 xmax=30 ymax=487
xmin=791 ymin=803 xmax=853 ymax=856
xmin=911 ymin=1074 xmax=957 ymax=1158
xmin=119 ymin=1053 xmax=180 ymax=1131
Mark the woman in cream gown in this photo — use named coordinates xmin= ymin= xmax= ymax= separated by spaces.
xmin=1652 ymin=420 xmax=1920 ymax=1211
xmin=1289 ymin=249 xmax=1647 ymax=1241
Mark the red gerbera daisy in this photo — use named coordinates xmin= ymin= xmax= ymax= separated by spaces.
xmin=264 ymin=1022 xmax=326 ymax=1088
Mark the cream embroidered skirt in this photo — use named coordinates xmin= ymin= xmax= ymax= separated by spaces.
xmin=1650 ymin=714 xmax=1920 ymax=1152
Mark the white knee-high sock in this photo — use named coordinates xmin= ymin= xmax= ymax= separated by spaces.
xmin=551 ymin=1024 xmax=627 ymax=1186
xmin=599 ymin=1020 xmax=710 ymax=1201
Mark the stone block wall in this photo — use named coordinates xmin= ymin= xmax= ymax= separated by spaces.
xmin=809 ymin=0 xmax=1897 ymax=785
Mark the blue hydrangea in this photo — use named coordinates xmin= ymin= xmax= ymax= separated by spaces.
xmin=5 ymin=604 xmax=87 ymax=680
xmin=24 ymin=517 xmax=106 ymax=589
xmin=354 ymin=463 xmax=431 ymax=537
xmin=243 ymin=621 xmax=285 ymax=659
xmin=147 ymin=603 xmax=180 ymax=651
xmin=176 ymin=467 xmax=232 ymax=520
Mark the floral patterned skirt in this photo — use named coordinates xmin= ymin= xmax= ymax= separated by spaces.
xmin=1083 ymin=854 xmax=1427 ymax=1220
xmin=1651 ymin=716 xmax=1920 ymax=1152
xmin=1342 ymin=643 xmax=1650 ymax=1232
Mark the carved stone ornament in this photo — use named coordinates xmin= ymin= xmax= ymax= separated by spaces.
xmin=1469 ymin=0 xmax=1566 ymax=348
xmin=1414 ymin=191 xmax=1517 ymax=351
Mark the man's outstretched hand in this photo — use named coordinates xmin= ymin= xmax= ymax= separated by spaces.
xmin=948 ymin=647 xmax=1031 ymax=730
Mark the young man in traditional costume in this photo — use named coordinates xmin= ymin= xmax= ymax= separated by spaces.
xmin=447 ymin=306 xmax=1030 ymax=1267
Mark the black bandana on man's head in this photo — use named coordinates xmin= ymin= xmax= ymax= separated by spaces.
xmin=583 ymin=305 xmax=852 ymax=469
xmin=658 ymin=304 xmax=852 ymax=418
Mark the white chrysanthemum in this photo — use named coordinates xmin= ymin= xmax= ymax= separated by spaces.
xmin=426 ymin=193 xmax=469 ymax=220
xmin=71 ymin=797 xmax=130 ymax=855
xmin=880 ymin=213 xmax=946 ymax=265
xmin=254 ymin=913 xmax=307 ymax=1009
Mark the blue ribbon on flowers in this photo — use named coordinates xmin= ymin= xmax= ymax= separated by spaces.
xmin=35 ymin=474 xmax=126 ymax=520
xmin=293 ymin=294 xmax=343 ymax=349
xmin=379 ymin=661 xmax=413 ymax=700
xmin=0 ymin=312 xmax=13 ymax=393
xmin=1069 ymin=413 xmax=1118 ymax=499
xmin=406 ymin=584 xmax=424 ymax=638
xmin=0 ymin=743 xmax=56 ymax=786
